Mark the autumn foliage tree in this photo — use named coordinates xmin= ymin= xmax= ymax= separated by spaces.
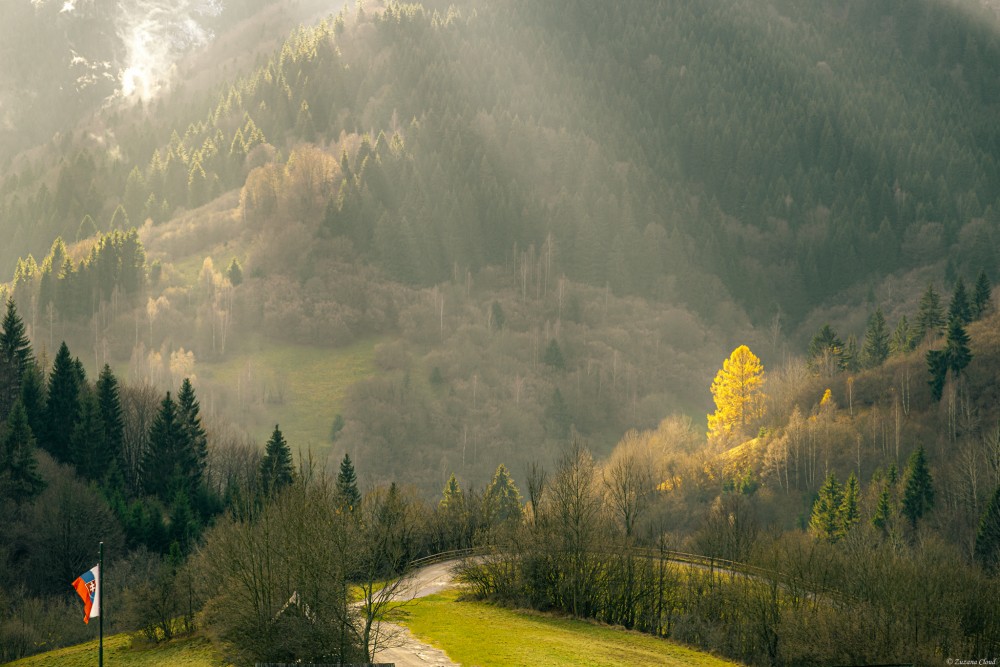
xmin=707 ymin=345 xmax=766 ymax=441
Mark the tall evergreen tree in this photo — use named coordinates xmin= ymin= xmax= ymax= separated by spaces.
xmin=974 ymin=484 xmax=1000 ymax=572
xmin=95 ymin=364 xmax=125 ymax=489
xmin=889 ymin=314 xmax=914 ymax=355
xmin=19 ymin=360 xmax=45 ymax=441
xmin=485 ymin=463 xmax=523 ymax=524
xmin=902 ymin=446 xmax=934 ymax=528
xmin=71 ymin=390 xmax=109 ymax=482
xmin=861 ymin=308 xmax=889 ymax=368
xmin=872 ymin=488 xmax=892 ymax=533
xmin=176 ymin=378 xmax=208 ymax=490
xmin=260 ymin=424 xmax=294 ymax=496
xmin=143 ymin=392 xmax=186 ymax=501
xmin=948 ymin=277 xmax=972 ymax=325
xmin=440 ymin=473 xmax=463 ymax=510
xmin=808 ymin=324 xmax=846 ymax=375
xmin=0 ymin=399 xmax=45 ymax=503
xmin=927 ymin=317 xmax=973 ymax=401
xmin=915 ymin=283 xmax=944 ymax=342
xmin=810 ymin=471 xmax=843 ymax=542
xmin=844 ymin=333 xmax=860 ymax=373
xmin=0 ymin=296 xmax=34 ymax=419
xmin=336 ymin=452 xmax=361 ymax=510
xmin=42 ymin=342 xmax=82 ymax=464
xmin=972 ymin=270 xmax=992 ymax=320
xmin=543 ymin=339 xmax=566 ymax=370
xmin=840 ymin=472 xmax=860 ymax=534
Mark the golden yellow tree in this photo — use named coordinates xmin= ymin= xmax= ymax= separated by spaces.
xmin=707 ymin=345 xmax=766 ymax=440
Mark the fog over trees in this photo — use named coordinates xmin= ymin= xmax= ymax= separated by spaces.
xmin=3 ymin=0 xmax=1000 ymax=664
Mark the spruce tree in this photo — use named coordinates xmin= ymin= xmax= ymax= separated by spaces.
xmin=143 ymin=392 xmax=186 ymax=501
xmin=485 ymin=463 xmax=523 ymax=524
xmin=810 ymin=471 xmax=843 ymax=542
xmin=0 ymin=297 xmax=34 ymax=419
xmin=972 ymin=270 xmax=992 ymax=320
xmin=808 ymin=324 xmax=846 ymax=375
xmin=872 ymin=488 xmax=892 ymax=533
xmin=915 ymin=283 xmax=944 ymax=342
xmin=260 ymin=424 xmax=294 ymax=496
xmin=861 ymin=308 xmax=890 ymax=368
xmin=927 ymin=318 xmax=973 ymax=401
xmin=18 ymin=360 xmax=45 ymax=440
xmin=948 ymin=277 xmax=972 ymax=325
xmin=336 ymin=452 xmax=361 ymax=510
xmin=844 ymin=334 xmax=860 ymax=373
xmin=902 ymin=446 xmax=934 ymax=528
xmin=95 ymin=365 xmax=125 ymax=490
xmin=840 ymin=472 xmax=860 ymax=534
xmin=42 ymin=342 xmax=82 ymax=464
xmin=71 ymin=390 xmax=109 ymax=481
xmin=543 ymin=339 xmax=566 ymax=370
xmin=440 ymin=473 xmax=463 ymax=510
xmin=889 ymin=315 xmax=914 ymax=355
xmin=176 ymin=378 xmax=208 ymax=490
xmin=974 ymin=484 xmax=1000 ymax=572
xmin=0 ymin=400 xmax=45 ymax=503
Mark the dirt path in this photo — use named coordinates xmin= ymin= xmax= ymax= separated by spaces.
xmin=373 ymin=560 xmax=463 ymax=667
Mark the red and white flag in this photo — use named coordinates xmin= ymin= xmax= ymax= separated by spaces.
xmin=71 ymin=564 xmax=100 ymax=623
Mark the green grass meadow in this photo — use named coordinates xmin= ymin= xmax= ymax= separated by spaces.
xmin=4 ymin=633 xmax=228 ymax=667
xmin=395 ymin=589 xmax=742 ymax=667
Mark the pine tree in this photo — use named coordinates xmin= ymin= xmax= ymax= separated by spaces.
xmin=96 ymin=365 xmax=125 ymax=490
xmin=808 ymin=324 xmax=846 ymax=375
xmin=440 ymin=473 xmax=463 ymax=510
xmin=543 ymin=339 xmax=565 ymax=370
xmin=902 ymin=446 xmax=934 ymax=528
xmin=0 ymin=296 xmax=34 ymax=420
xmin=485 ymin=463 xmax=523 ymax=524
xmin=948 ymin=277 xmax=972 ymax=325
xmin=226 ymin=257 xmax=243 ymax=287
xmin=974 ymin=484 xmax=1000 ymax=572
xmin=19 ymin=361 xmax=45 ymax=444
xmin=844 ymin=334 xmax=860 ymax=373
xmin=176 ymin=378 xmax=208 ymax=490
xmin=143 ymin=392 xmax=186 ymax=501
xmin=861 ymin=308 xmax=890 ymax=368
xmin=810 ymin=471 xmax=843 ymax=542
xmin=545 ymin=387 xmax=572 ymax=439
xmin=927 ymin=318 xmax=973 ymax=401
xmin=889 ymin=315 xmax=914 ymax=355
xmin=707 ymin=345 xmax=766 ymax=440
xmin=336 ymin=452 xmax=361 ymax=510
xmin=0 ymin=400 xmax=45 ymax=503
xmin=42 ymin=342 xmax=82 ymax=464
xmin=260 ymin=424 xmax=294 ymax=496
xmin=490 ymin=301 xmax=506 ymax=331
xmin=915 ymin=283 xmax=944 ymax=342
xmin=71 ymin=390 xmax=109 ymax=481
xmin=872 ymin=488 xmax=892 ymax=533
xmin=972 ymin=270 xmax=992 ymax=320
xmin=840 ymin=472 xmax=860 ymax=534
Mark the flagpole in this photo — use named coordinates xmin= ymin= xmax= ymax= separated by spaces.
xmin=99 ymin=541 xmax=104 ymax=667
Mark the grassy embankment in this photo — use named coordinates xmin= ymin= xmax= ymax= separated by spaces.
xmin=395 ymin=589 xmax=742 ymax=667
xmin=4 ymin=633 xmax=227 ymax=667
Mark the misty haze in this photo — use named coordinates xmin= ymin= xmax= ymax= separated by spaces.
xmin=1 ymin=1 xmax=999 ymax=666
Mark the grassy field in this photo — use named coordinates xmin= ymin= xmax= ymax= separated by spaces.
xmin=196 ymin=337 xmax=379 ymax=458
xmin=395 ymin=589 xmax=742 ymax=667
xmin=4 ymin=633 xmax=228 ymax=667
